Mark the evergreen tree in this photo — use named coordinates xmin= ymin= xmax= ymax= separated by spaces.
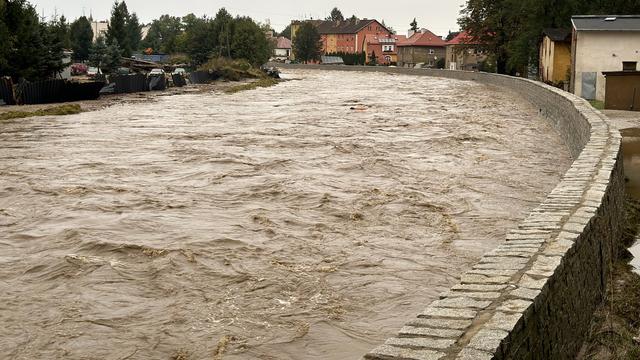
xmin=293 ymin=22 xmax=322 ymax=63
xmin=40 ymin=21 xmax=66 ymax=77
xmin=410 ymin=18 xmax=418 ymax=32
xmin=0 ymin=0 xmax=10 ymax=73
xmin=52 ymin=15 xmax=71 ymax=49
xmin=1 ymin=0 xmax=49 ymax=80
xmin=328 ymin=7 xmax=344 ymax=22
xmin=127 ymin=12 xmax=141 ymax=53
xmin=280 ymin=24 xmax=291 ymax=39
xmin=103 ymin=40 xmax=122 ymax=74
xmin=70 ymin=16 xmax=94 ymax=61
xmin=89 ymin=36 xmax=108 ymax=70
xmin=106 ymin=1 xmax=131 ymax=57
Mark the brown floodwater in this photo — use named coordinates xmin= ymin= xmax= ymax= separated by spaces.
xmin=0 ymin=69 xmax=571 ymax=359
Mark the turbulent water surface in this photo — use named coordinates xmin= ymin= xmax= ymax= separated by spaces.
xmin=0 ymin=69 xmax=571 ymax=359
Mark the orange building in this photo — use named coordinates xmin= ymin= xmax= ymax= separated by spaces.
xmin=363 ymin=34 xmax=408 ymax=65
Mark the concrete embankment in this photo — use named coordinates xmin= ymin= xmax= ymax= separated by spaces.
xmin=275 ymin=64 xmax=624 ymax=359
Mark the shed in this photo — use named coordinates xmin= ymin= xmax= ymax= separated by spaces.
xmin=603 ymin=71 xmax=640 ymax=111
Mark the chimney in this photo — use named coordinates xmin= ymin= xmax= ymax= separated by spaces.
xmin=408 ymin=29 xmax=416 ymax=38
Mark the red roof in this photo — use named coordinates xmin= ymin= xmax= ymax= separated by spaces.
xmin=276 ymin=36 xmax=291 ymax=49
xmin=447 ymin=31 xmax=480 ymax=45
xmin=398 ymin=30 xmax=446 ymax=47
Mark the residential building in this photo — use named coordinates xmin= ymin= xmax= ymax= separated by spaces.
xmin=91 ymin=20 xmax=109 ymax=41
xmin=445 ymin=31 xmax=487 ymax=71
xmin=363 ymin=34 xmax=407 ymax=65
xmin=274 ymin=37 xmax=292 ymax=60
xmin=539 ymin=28 xmax=571 ymax=85
xmin=571 ymin=15 xmax=640 ymax=101
xmin=397 ymin=29 xmax=447 ymax=68
xmin=291 ymin=19 xmax=392 ymax=60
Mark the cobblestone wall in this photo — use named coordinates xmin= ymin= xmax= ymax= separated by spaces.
xmin=275 ymin=64 xmax=624 ymax=360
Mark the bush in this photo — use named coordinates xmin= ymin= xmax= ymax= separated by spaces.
xmin=198 ymin=57 xmax=264 ymax=81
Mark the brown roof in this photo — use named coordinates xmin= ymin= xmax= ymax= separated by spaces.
xmin=294 ymin=19 xmax=389 ymax=35
xmin=398 ymin=30 xmax=447 ymax=47
xmin=542 ymin=28 xmax=571 ymax=42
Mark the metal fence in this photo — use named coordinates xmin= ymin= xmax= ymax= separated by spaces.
xmin=15 ymin=79 xmax=104 ymax=105
xmin=0 ymin=77 xmax=15 ymax=105
xmin=189 ymin=71 xmax=214 ymax=84
xmin=110 ymin=74 xmax=148 ymax=94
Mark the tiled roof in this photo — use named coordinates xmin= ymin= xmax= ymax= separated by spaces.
xmin=276 ymin=37 xmax=292 ymax=49
xmin=572 ymin=15 xmax=640 ymax=31
xmin=447 ymin=31 xmax=480 ymax=45
xmin=294 ymin=19 xmax=389 ymax=35
xmin=398 ymin=30 xmax=446 ymax=47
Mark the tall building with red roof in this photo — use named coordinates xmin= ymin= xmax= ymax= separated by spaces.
xmin=397 ymin=29 xmax=447 ymax=68
xmin=291 ymin=19 xmax=393 ymax=61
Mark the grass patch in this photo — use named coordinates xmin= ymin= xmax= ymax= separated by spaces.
xmin=0 ymin=104 xmax=82 ymax=120
xmin=224 ymin=77 xmax=279 ymax=94
xmin=199 ymin=57 xmax=265 ymax=81
xmin=589 ymin=100 xmax=605 ymax=110
xmin=580 ymin=198 xmax=640 ymax=359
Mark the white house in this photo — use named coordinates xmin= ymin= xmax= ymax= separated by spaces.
xmin=274 ymin=37 xmax=292 ymax=60
xmin=571 ymin=15 xmax=640 ymax=101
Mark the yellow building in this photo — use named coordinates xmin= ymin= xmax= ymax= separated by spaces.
xmin=539 ymin=29 xmax=572 ymax=86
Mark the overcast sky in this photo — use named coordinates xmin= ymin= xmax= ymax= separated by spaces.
xmin=30 ymin=0 xmax=467 ymax=37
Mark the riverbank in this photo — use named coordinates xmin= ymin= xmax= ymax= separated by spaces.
xmin=578 ymin=110 xmax=640 ymax=359
xmin=0 ymin=77 xmax=275 ymax=119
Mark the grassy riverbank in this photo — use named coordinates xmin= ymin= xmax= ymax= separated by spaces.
xmin=0 ymin=104 xmax=82 ymax=120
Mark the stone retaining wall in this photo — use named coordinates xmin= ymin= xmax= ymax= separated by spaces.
xmin=275 ymin=64 xmax=624 ymax=359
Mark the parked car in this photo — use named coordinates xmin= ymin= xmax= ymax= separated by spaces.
xmin=172 ymin=68 xmax=186 ymax=76
xmin=87 ymin=67 xmax=101 ymax=78
xmin=149 ymin=68 xmax=165 ymax=76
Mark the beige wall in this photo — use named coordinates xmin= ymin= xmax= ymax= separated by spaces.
xmin=573 ymin=31 xmax=640 ymax=101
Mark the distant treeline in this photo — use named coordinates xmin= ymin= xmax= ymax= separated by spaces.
xmin=459 ymin=0 xmax=640 ymax=74
xmin=0 ymin=0 xmax=273 ymax=81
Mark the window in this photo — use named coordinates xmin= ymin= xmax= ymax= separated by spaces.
xmin=383 ymin=45 xmax=394 ymax=52
xmin=429 ymin=49 xmax=435 ymax=55
xmin=623 ymin=61 xmax=638 ymax=71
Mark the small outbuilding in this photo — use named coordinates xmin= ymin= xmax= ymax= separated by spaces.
xmin=539 ymin=28 xmax=571 ymax=86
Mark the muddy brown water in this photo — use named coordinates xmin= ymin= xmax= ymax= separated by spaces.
xmin=0 ymin=70 xmax=571 ymax=359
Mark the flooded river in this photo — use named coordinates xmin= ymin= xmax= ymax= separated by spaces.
xmin=0 ymin=69 xmax=571 ymax=359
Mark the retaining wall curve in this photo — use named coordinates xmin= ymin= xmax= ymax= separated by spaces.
xmin=275 ymin=64 xmax=624 ymax=360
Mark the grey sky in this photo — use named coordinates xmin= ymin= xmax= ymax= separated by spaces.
xmin=31 ymin=0 xmax=467 ymax=37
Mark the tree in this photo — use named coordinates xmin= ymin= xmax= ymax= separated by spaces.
xmin=142 ymin=15 xmax=183 ymax=54
xmin=70 ymin=16 xmax=93 ymax=61
xmin=328 ymin=7 xmax=344 ymax=22
xmin=232 ymin=17 xmax=271 ymax=65
xmin=103 ymin=40 xmax=122 ymax=74
xmin=293 ymin=22 xmax=322 ymax=63
xmin=180 ymin=14 xmax=215 ymax=65
xmin=446 ymin=31 xmax=460 ymax=42
xmin=127 ymin=12 xmax=141 ymax=53
xmin=458 ymin=0 xmax=640 ymax=75
xmin=280 ymin=24 xmax=291 ymax=39
xmin=41 ymin=20 xmax=66 ymax=77
xmin=51 ymin=15 xmax=71 ymax=49
xmin=0 ymin=0 xmax=56 ymax=81
xmin=368 ymin=50 xmax=377 ymax=65
xmin=89 ymin=36 xmax=108 ymax=69
xmin=106 ymin=1 xmax=131 ymax=56
xmin=410 ymin=18 xmax=418 ymax=31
